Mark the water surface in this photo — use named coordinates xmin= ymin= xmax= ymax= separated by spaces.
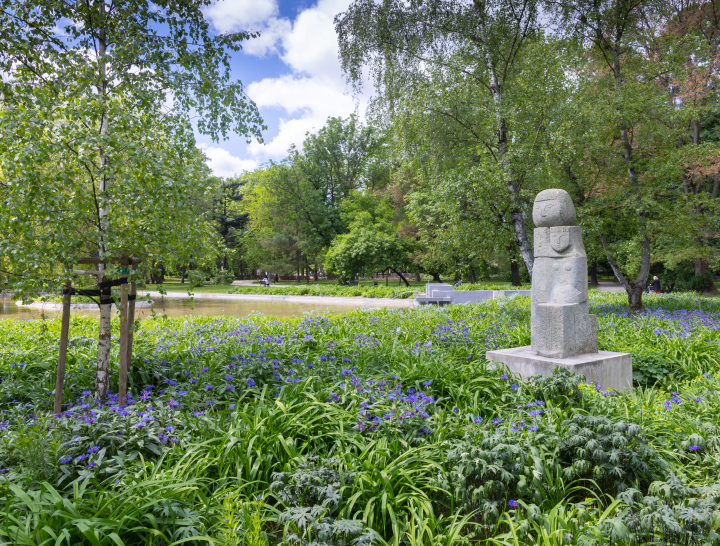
xmin=0 ymin=297 xmax=361 ymax=319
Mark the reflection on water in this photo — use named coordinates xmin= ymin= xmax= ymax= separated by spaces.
xmin=0 ymin=297 xmax=361 ymax=319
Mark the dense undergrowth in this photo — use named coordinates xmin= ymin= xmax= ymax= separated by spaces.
xmin=0 ymin=292 xmax=719 ymax=545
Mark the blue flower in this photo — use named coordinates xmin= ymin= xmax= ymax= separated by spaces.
xmin=508 ymin=499 xmax=519 ymax=507
xmin=59 ymin=456 xmax=72 ymax=464
xmin=423 ymin=380 xmax=432 ymax=386
xmin=193 ymin=411 xmax=204 ymax=417
xmin=87 ymin=445 xmax=100 ymax=453
xmin=511 ymin=384 xmax=519 ymax=391
xmin=500 ymin=375 xmax=508 ymax=380
xmin=473 ymin=416 xmax=483 ymax=424
xmin=247 ymin=379 xmax=256 ymax=387
xmin=689 ymin=445 xmax=701 ymax=451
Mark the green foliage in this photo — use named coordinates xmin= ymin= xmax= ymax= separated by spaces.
xmin=612 ymin=473 xmax=720 ymax=545
xmin=325 ymin=209 xmax=413 ymax=285
xmin=0 ymin=292 xmax=718 ymax=544
xmin=230 ymin=284 xmax=419 ymax=298
xmin=527 ymin=368 xmax=585 ymax=409
xmin=272 ymin=457 xmax=379 ymax=546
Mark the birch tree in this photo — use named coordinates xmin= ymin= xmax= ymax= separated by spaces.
xmin=0 ymin=0 xmax=263 ymax=400
xmin=335 ymin=0 xmax=541 ymax=280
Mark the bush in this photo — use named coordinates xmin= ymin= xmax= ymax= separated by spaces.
xmin=612 ymin=473 xmax=720 ymax=545
xmin=557 ymin=414 xmax=666 ymax=493
xmin=271 ymin=457 xmax=379 ymax=546
xmin=527 ymin=367 xmax=585 ymax=409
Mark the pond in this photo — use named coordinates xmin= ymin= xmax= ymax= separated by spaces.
xmin=0 ymin=296 xmax=362 ymax=319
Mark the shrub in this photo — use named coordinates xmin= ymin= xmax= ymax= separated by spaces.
xmin=271 ymin=457 xmax=379 ymax=546
xmin=611 ymin=473 xmax=720 ymax=545
xmin=557 ymin=414 xmax=666 ymax=493
xmin=527 ymin=367 xmax=585 ymax=408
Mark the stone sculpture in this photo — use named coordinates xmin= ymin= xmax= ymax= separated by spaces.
xmin=485 ymin=189 xmax=632 ymax=390
xmin=531 ymin=189 xmax=597 ymax=358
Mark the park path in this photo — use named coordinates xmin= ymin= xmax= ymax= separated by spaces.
xmin=595 ymin=281 xmax=625 ymax=293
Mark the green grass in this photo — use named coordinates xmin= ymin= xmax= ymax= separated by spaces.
xmin=0 ymin=291 xmax=719 ymax=544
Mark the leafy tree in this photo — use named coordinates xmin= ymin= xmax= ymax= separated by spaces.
xmin=551 ymin=0 xmax=718 ymax=309
xmin=212 ymin=178 xmax=250 ymax=277
xmin=336 ymin=0 xmax=547 ymax=280
xmin=325 ymin=194 xmax=413 ymax=286
xmin=0 ymin=0 xmax=263 ymax=399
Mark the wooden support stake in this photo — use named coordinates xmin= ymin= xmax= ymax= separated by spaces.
xmin=118 ymin=280 xmax=137 ymax=405
xmin=118 ymin=277 xmax=130 ymax=405
xmin=54 ymin=284 xmax=72 ymax=415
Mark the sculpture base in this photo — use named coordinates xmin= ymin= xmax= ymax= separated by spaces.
xmin=486 ymin=346 xmax=632 ymax=391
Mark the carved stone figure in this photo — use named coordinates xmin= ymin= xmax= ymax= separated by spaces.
xmin=531 ymin=189 xmax=597 ymax=358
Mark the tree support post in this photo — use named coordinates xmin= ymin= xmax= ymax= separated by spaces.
xmin=118 ymin=275 xmax=130 ymax=406
xmin=54 ymin=283 xmax=72 ymax=415
xmin=118 ymin=277 xmax=137 ymax=406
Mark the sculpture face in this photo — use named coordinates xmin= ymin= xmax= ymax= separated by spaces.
xmin=550 ymin=229 xmax=571 ymax=253
xmin=532 ymin=189 xmax=576 ymax=227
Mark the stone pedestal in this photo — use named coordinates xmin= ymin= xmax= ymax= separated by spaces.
xmin=486 ymin=346 xmax=633 ymax=391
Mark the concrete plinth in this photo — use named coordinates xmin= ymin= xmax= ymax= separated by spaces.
xmin=486 ymin=346 xmax=632 ymax=391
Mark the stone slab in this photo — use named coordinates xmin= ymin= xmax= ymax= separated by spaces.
xmin=416 ymin=289 xmax=531 ymax=305
xmin=486 ymin=345 xmax=632 ymax=391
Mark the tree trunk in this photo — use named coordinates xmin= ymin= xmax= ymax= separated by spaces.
xmin=180 ymin=266 xmax=186 ymax=284
xmin=593 ymin=46 xmax=651 ymax=311
xmin=391 ymin=268 xmax=410 ymax=287
xmin=695 ymin=258 xmax=717 ymax=293
xmin=96 ymin=293 xmax=112 ymax=401
xmin=95 ymin=7 xmax=111 ymax=402
xmin=431 ymin=272 xmax=442 ymax=283
xmin=627 ymin=284 xmax=644 ymax=312
xmin=510 ymin=260 xmax=521 ymax=286
xmin=469 ymin=266 xmax=477 ymax=284
xmin=600 ymin=233 xmax=650 ymax=312
xmin=475 ymin=8 xmax=534 ymax=281
xmin=415 ymin=271 xmax=421 ymax=282
xmin=589 ymin=261 xmax=598 ymax=286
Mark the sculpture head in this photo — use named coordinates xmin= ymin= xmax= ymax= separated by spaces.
xmin=533 ymin=189 xmax=576 ymax=227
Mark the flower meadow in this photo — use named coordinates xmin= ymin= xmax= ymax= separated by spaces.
xmin=0 ymin=292 xmax=720 ymax=545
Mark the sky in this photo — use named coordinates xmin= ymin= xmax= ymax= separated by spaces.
xmin=196 ymin=0 xmax=370 ymax=178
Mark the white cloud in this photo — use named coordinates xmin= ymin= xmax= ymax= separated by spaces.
xmin=248 ymin=75 xmax=355 ymax=117
xmin=199 ymin=145 xmax=259 ymax=177
xmin=247 ymin=75 xmax=358 ymax=157
xmin=203 ymin=0 xmax=278 ymax=34
xmin=242 ymin=17 xmax=292 ymax=57
xmin=203 ymin=0 xmax=371 ymax=164
xmin=279 ymin=0 xmax=351 ymax=80
xmin=241 ymin=0 xmax=368 ymax=160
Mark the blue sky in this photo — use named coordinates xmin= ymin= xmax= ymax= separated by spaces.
xmin=196 ymin=0 xmax=370 ymax=177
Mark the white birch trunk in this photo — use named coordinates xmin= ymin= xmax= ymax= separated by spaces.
xmin=95 ymin=4 xmax=111 ymax=401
